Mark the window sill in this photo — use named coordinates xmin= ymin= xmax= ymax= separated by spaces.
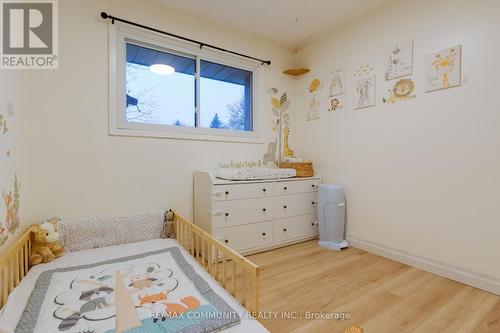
xmin=109 ymin=125 xmax=264 ymax=144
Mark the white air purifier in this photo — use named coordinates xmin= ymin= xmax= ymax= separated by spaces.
xmin=317 ymin=184 xmax=348 ymax=251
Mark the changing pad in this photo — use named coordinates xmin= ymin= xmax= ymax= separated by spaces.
xmin=216 ymin=167 xmax=296 ymax=180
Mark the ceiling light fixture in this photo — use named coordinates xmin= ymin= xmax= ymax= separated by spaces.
xmin=150 ymin=64 xmax=175 ymax=75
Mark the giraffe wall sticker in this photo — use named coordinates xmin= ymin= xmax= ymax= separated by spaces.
xmin=425 ymin=45 xmax=462 ymax=92
xmin=268 ymin=90 xmax=296 ymax=165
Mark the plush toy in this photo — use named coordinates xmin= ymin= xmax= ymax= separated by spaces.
xmin=31 ymin=217 xmax=64 ymax=265
xmin=160 ymin=210 xmax=175 ymax=239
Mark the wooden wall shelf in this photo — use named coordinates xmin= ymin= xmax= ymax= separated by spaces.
xmin=283 ymin=68 xmax=310 ymax=76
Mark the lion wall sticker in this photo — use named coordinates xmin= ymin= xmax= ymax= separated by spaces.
xmin=383 ymin=79 xmax=416 ymax=104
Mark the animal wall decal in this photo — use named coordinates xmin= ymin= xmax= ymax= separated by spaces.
xmin=385 ymin=39 xmax=414 ymax=81
xmin=262 ymin=140 xmax=277 ymax=166
xmin=326 ymin=66 xmax=346 ymax=113
xmin=0 ymin=102 xmax=21 ymax=247
xmin=383 ymin=79 xmax=416 ymax=104
xmin=0 ymin=114 xmax=8 ymax=134
xmin=269 ymin=90 xmax=295 ymax=163
xmin=2 ymin=174 xmax=20 ymax=233
xmin=282 ymin=127 xmax=295 ymax=159
xmin=307 ymin=79 xmax=322 ymax=120
xmin=328 ymin=98 xmax=343 ymax=112
xmin=353 ymin=65 xmax=376 ymax=110
xmin=328 ymin=66 xmax=346 ymax=97
xmin=426 ymin=45 xmax=462 ymax=92
xmin=315 ymin=39 xmax=460 ymax=113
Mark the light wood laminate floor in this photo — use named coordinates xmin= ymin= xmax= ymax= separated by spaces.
xmin=246 ymin=240 xmax=500 ymax=333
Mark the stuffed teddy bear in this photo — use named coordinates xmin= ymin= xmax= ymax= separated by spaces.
xmin=160 ymin=209 xmax=175 ymax=239
xmin=31 ymin=217 xmax=64 ymax=265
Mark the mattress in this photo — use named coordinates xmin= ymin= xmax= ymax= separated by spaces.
xmin=216 ymin=167 xmax=296 ymax=180
xmin=0 ymin=238 xmax=268 ymax=333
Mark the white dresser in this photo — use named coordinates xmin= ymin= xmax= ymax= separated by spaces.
xmin=194 ymin=170 xmax=320 ymax=255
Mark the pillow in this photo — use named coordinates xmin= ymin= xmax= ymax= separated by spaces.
xmin=59 ymin=210 xmax=165 ymax=252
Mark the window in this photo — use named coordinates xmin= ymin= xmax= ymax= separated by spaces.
xmin=200 ymin=60 xmax=252 ymax=131
xmin=110 ymin=26 xmax=260 ymax=142
xmin=126 ymin=43 xmax=196 ymax=127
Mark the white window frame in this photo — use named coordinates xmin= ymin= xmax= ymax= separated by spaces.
xmin=108 ymin=25 xmax=263 ymax=143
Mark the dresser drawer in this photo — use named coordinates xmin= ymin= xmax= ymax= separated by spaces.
xmin=214 ymin=222 xmax=273 ymax=251
xmin=273 ymin=179 xmax=320 ymax=196
xmin=273 ymin=214 xmax=318 ymax=243
xmin=212 ymin=197 xmax=272 ymax=228
xmin=212 ymin=183 xmax=272 ymax=201
xmin=273 ymin=192 xmax=318 ymax=219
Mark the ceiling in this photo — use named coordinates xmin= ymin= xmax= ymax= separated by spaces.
xmin=127 ymin=42 xmax=252 ymax=85
xmin=149 ymin=0 xmax=390 ymax=50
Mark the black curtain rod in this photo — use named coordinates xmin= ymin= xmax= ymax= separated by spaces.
xmin=100 ymin=12 xmax=271 ymax=66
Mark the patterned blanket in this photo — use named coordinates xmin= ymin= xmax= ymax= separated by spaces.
xmin=16 ymin=247 xmax=241 ymax=333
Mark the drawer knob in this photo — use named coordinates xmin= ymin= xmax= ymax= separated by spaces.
xmin=283 ymin=205 xmax=287 ymax=209
xmin=262 ymin=232 xmax=266 ymax=236
xmin=283 ymin=228 xmax=287 ymax=232
xmin=312 ymin=184 xmax=316 ymax=188
xmin=225 ymin=191 xmax=229 ymax=195
xmin=262 ymin=188 xmax=266 ymax=192
xmin=262 ymin=208 xmax=267 ymax=212
xmin=224 ymin=239 xmax=229 ymax=243
xmin=312 ymin=201 xmax=316 ymax=205
xmin=225 ymin=213 xmax=229 ymax=217
xmin=283 ymin=186 xmax=288 ymax=190
xmin=311 ymin=222 xmax=315 ymax=226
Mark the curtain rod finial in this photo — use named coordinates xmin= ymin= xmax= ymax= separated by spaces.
xmin=100 ymin=12 xmax=109 ymax=19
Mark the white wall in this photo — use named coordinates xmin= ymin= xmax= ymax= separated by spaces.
xmin=292 ymin=0 xmax=500 ymax=292
xmin=14 ymin=0 xmax=294 ymax=230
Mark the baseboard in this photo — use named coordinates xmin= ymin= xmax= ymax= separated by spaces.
xmin=347 ymin=236 xmax=500 ymax=296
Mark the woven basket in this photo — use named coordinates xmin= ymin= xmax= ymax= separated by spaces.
xmin=279 ymin=161 xmax=314 ymax=177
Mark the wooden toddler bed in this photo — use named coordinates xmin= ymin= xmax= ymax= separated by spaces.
xmin=0 ymin=212 xmax=262 ymax=333
xmin=174 ymin=213 xmax=260 ymax=314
